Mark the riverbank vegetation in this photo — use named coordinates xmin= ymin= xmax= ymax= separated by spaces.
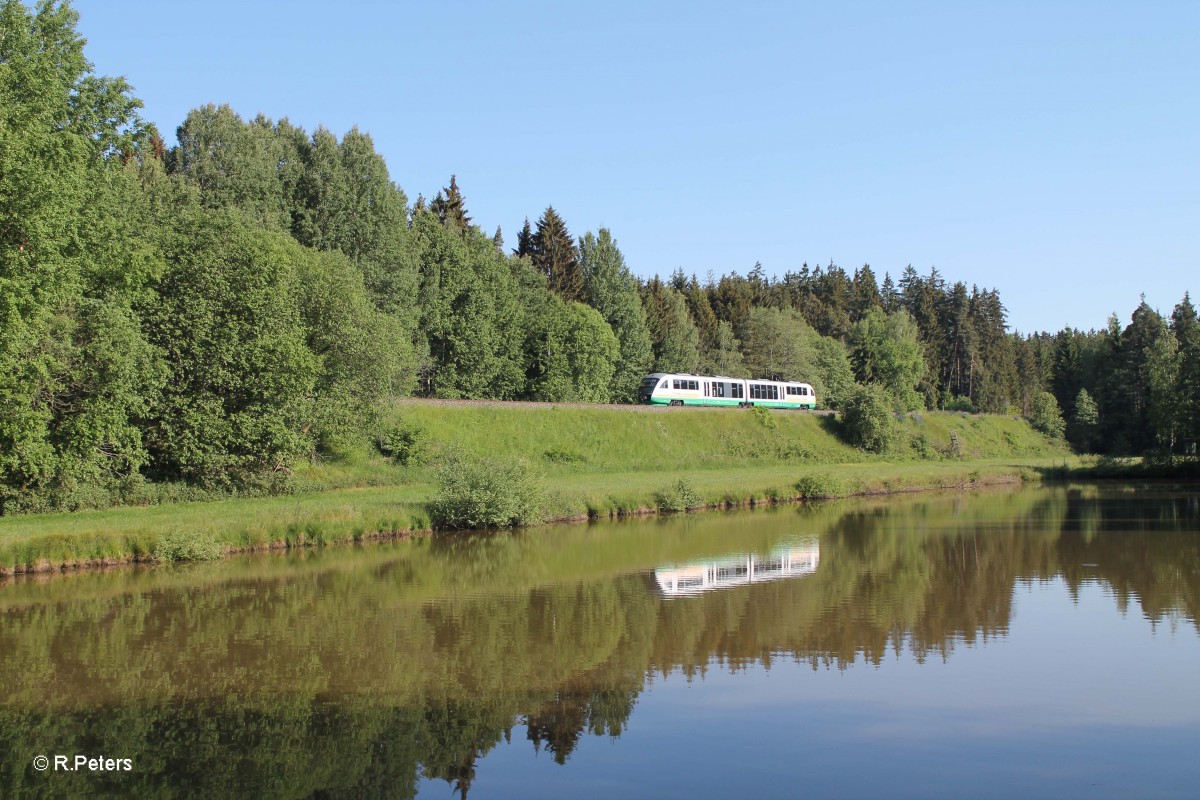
xmin=0 ymin=1 xmax=1192 ymax=525
xmin=0 ymin=402 xmax=1069 ymax=573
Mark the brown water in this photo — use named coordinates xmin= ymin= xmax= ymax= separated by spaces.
xmin=1 ymin=484 xmax=1198 ymax=798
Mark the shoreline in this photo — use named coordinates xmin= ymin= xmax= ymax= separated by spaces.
xmin=0 ymin=462 xmax=1045 ymax=580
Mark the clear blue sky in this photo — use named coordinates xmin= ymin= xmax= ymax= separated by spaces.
xmin=70 ymin=0 xmax=1197 ymax=334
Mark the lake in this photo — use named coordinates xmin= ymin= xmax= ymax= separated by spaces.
xmin=2 ymin=484 xmax=1198 ymax=798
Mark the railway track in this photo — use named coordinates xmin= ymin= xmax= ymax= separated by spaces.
xmin=394 ymin=397 xmax=838 ymax=415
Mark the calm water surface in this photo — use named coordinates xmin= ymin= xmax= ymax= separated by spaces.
xmin=2 ymin=485 xmax=1198 ymax=798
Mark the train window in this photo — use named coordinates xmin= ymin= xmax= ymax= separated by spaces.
xmin=689 ymin=380 xmax=698 ymax=391
xmin=715 ymin=383 xmax=725 ymax=397
xmin=733 ymin=383 xmax=743 ymax=398
xmin=672 ymin=380 xmax=680 ymax=389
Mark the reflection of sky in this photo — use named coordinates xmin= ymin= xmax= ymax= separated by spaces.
xmin=421 ymin=579 xmax=1200 ymax=800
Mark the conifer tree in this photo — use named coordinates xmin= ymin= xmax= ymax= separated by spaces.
xmin=531 ymin=206 xmax=584 ymax=302
xmin=514 ymin=217 xmax=534 ymax=258
xmin=430 ymin=174 xmax=471 ymax=232
xmin=880 ymin=273 xmax=899 ymax=313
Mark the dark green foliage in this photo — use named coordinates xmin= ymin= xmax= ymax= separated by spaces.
xmin=840 ymin=384 xmax=901 ymax=453
xmin=640 ymin=278 xmax=700 ymax=373
xmin=530 ymin=206 xmax=585 ymax=302
xmin=430 ymin=174 xmax=471 ymax=232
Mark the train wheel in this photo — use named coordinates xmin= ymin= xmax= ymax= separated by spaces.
xmin=670 ymin=400 xmax=683 ymax=407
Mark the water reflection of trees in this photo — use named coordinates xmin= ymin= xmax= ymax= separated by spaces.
xmin=1 ymin=487 xmax=1196 ymax=796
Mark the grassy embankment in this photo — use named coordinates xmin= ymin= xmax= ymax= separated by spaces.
xmin=0 ymin=400 xmax=1071 ymax=575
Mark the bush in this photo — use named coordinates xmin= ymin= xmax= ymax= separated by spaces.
xmin=944 ymin=394 xmax=976 ymax=413
xmin=839 ymin=384 xmax=901 ymax=454
xmin=154 ymin=528 xmax=223 ymax=563
xmin=376 ymin=421 xmax=427 ymax=465
xmin=655 ymin=478 xmax=703 ymax=512
xmin=429 ymin=454 xmax=544 ymax=529
xmin=750 ymin=406 xmax=778 ymax=429
xmin=794 ymin=472 xmax=842 ymax=499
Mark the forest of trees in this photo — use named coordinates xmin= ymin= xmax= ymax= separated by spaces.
xmin=1 ymin=1 xmax=1197 ymax=512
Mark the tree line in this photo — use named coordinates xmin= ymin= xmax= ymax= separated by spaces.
xmin=1 ymin=1 xmax=1195 ymax=512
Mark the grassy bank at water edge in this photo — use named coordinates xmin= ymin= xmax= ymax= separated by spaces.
xmin=0 ymin=402 xmax=1072 ymax=575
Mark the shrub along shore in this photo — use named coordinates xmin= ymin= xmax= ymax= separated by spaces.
xmin=0 ymin=402 xmax=1071 ymax=577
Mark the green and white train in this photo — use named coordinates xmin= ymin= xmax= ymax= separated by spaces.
xmin=637 ymin=373 xmax=817 ymax=409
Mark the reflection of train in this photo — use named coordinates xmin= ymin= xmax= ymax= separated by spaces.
xmin=654 ymin=542 xmax=820 ymax=597
xmin=638 ymin=373 xmax=817 ymax=409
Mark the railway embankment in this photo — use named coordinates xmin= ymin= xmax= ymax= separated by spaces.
xmin=0 ymin=401 xmax=1071 ymax=577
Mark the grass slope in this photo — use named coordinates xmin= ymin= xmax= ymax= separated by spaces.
xmin=0 ymin=402 xmax=1071 ymax=575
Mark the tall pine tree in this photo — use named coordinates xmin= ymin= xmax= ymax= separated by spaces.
xmin=530 ymin=206 xmax=584 ymax=302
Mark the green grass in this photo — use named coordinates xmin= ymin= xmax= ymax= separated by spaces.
xmin=0 ymin=401 xmax=1071 ymax=575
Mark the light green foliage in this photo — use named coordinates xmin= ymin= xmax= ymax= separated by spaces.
xmin=1146 ymin=318 xmax=1182 ymax=449
xmin=849 ymin=307 xmax=926 ymax=412
xmin=794 ymin=472 xmax=843 ymax=499
xmin=740 ymin=307 xmax=817 ymax=381
xmin=292 ymin=247 xmax=416 ymax=450
xmin=0 ymin=0 xmax=160 ymax=512
xmin=171 ymin=104 xmax=295 ymax=231
xmin=293 ymin=127 xmax=419 ymax=322
xmin=1068 ymin=388 xmax=1100 ymax=453
xmin=413 ymin=208 xmax=525 ymax=398
xmin=738 ymin=307 xmax=851 ymax=406
xmin=579 ymin=229 xmax=653 ymax=401
xmin=1029 ymin=391 xmax=1066 ymax=439
xmin=698 ymin=320 xmax=747 ymax=377
xmin=429 ymin=454 xmax=545 ymax=529
xmin=526 ymin=300 xmax=620 ymax=403
xmin=840 ymin=384 xmax=902 ymax=453
xmin=655 ymin=478 xmax=703 ymax=512
xmin=375 ymin=420 xmax=427 ymax=466
xmin=944 ymin=395 xmax=977 ymax=413
xmin=144 ymin=211 xmax=318 ymax=489
xmin=811 ymin=335 xmax=856 ymax=409
xmin=154 ymin=527 xmax=222 ymax=562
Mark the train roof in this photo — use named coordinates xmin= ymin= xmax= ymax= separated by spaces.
xmin=643 ymin=373 xmax=814 ymax=386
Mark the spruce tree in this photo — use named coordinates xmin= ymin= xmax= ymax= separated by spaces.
xmin=531 ymin=206 xmax=584 ymax=302
xmin=430 ymin=174 xmax=471 ymax=232
xmin=514 ymin=217 xmax=534 ymax=258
